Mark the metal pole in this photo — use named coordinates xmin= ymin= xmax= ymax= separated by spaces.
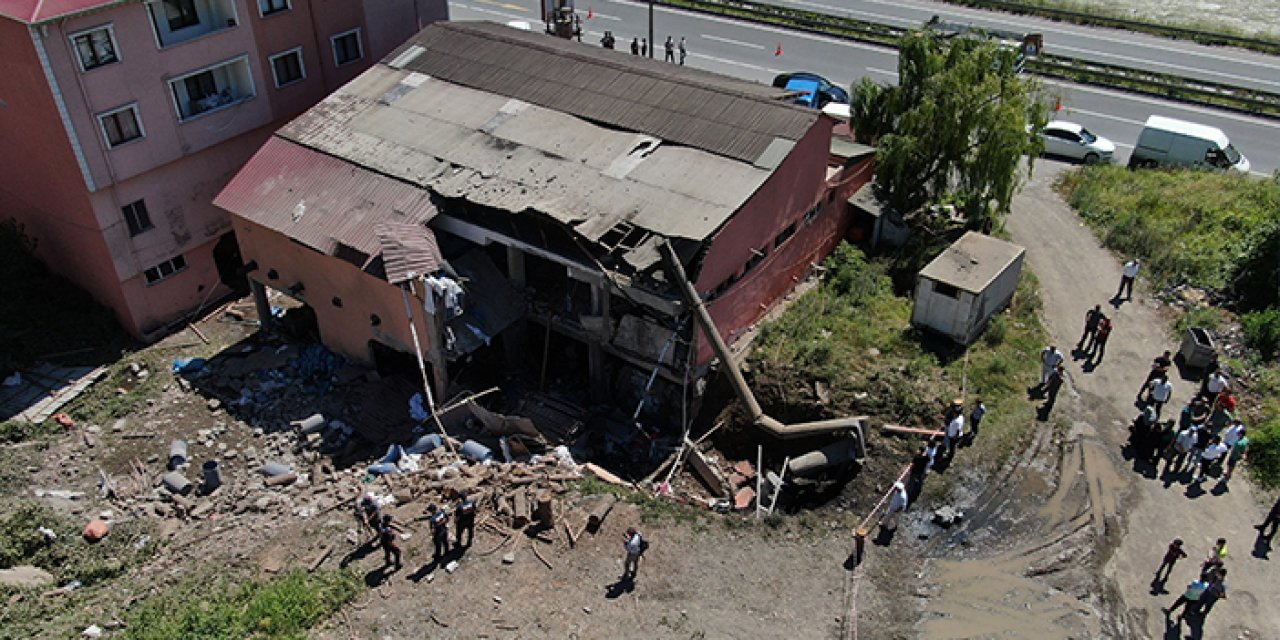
xmin=648 ymin=0 xmax=654 ymax=58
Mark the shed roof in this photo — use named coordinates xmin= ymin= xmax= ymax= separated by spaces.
xmin=377 ymin=222 xmax=443 ymax=284
xmin=0 ymin=0 xmax=124 ymax=24
xmin=918 ymin=231 xmax=1025 ymax=294
xmin=213 ymin=137 xmax=438 ymax=266
xmin=384 ymin=21 xmax=817 ymax=165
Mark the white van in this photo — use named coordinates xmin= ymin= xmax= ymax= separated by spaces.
xmin=1128 ymin=115 xmax=1250 ymax=172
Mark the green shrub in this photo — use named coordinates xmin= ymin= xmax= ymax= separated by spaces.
xmin=1242 ymin=309 xmax=1280 ymax=359
xmin=0 ymin=500 xmax=148 ymax=585
xmin=983 ymin=314 xmax=1008 ymax=346
xmin=1249 ymin=418 xmax=1280 ymax=488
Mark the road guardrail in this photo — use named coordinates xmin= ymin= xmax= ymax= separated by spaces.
xmin=654 ymin=0 xmax=1280 ymax=119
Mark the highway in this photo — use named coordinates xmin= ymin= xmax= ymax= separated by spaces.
xmin=448 ymin=0 xmax=1280 ymax=175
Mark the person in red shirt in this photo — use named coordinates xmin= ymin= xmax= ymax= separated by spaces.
xmin=1088 ymin=316 xmax=1113 ymax=362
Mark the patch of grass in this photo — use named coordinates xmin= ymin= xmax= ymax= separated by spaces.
xmin=752 ymin=242 xmax=1048 ymax=472
xmin=121 ymin=569 xmax=361 ymax=640
xmin=1175 ymin=306 xmax=1224 ymax=336
xmin=0 ymin=499 xmax=152 ymax=585
xmin=1241 ymin=309 xmax=1280 ymax=360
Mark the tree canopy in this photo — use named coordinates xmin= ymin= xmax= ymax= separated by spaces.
xmin=851 ymin=31 xmax=1050 ymax=229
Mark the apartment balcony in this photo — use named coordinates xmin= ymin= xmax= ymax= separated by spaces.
xmin=147 ymin=0 xmax=240 ymax=48
xmin=169 ymin=56 xmax=256 ymax=121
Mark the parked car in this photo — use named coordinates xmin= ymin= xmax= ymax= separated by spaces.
xmin=772 ymin=72 xmax=850 ymax=108
xmin=1039 ymin=120 xmax=1115 ymax=164
xmin=1128 ymin=115 xmax=1250 ymax=173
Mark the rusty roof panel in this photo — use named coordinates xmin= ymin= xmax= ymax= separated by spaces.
xmin=214 ymin=137 xmax=438 ymax=260
xmin=377 ymin=222 xmax=443 ymax=284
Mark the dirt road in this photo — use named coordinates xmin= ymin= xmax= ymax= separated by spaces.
xmin=995 ymin=163 xmax=1278 ymax=639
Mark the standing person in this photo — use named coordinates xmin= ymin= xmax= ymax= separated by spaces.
xmin=969 ymin=398 xmax=987 ymax=440
xmin=600 ymin=31 xmax=615 ymax=49
xmin=1255 ymin=495 xmax=1280 ymax=537
xmin=1167 ymin=426 xmax=1197 ymax=475
xmin=1207 ymin=537 xmax=1229 ymax=563
xmin=944 ymin=409 xmax=965 ymax=458
xmin=1153 ymin=420 xmax=1177 ymax=466
xmin=1117 ymin=258 xmax=1140 ymax=300
xmin=1222 ymin=420 xmax=1246 ymax=447
xmin=907 ymin=444 xmax=931 ymax=498
xmin=622 ymin=527 xmax=646 ymax=578
xmin=454 ymin=490 xmax=477 ymax=548
xmin=1138 ymin=351 xmax=1173 ymax=399
xmin=1194 ymin=436 xmax=1228 ymax=482
xmin=1222 ymin=428 xmax=1248 ymax=481
xmin=1147 ymin=376 xmax=1174 ymax=418
xmin=357 ymin=493 xmax=381 ymax=541
xmin=630 ymin=37 xmax=639 ymax=55
xmin=1155 ymin=538 xmax=1187 ymax=583
xmin=379 ymin=514 xmax=401 ymax=570
xmin=1089 ymin=316 xmax=1113 ymax=362
xmin=573 ymin=15 xmax=582 ymax=42
xmin=1201 ymin=369 xmax=1230 ymax=403
xmin=427 ymin=503 xmax=450 ymax=562
xmin=663 ymin=36 xmax=674 ymax=62
xmin=1165 ymin=576 xmax=1208 ymax=619
xmin=924 ymin=436 xmax=943 ymax=470
xmin=881 ymin=482 xmax=909 ymax=531
xmin=1077 ymin=304 xmax=1103 ymax=350
xmin=678 ymin=36 xmax=687 ymax=64
xmin=1040 ymin=344 xmax=1065 ymax=388
xmin=1044 ymin=363 xmax=1067 ymax=410
xmin=640 ymin=37 xmax=648 ymax=57
xmin=1199 ymin=568 xmax=1228 ymax=617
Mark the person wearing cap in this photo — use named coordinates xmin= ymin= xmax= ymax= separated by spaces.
xmin=944 ymin=406 xmax=965 ymax=458
xmin=427 ymin=503 xmax=450 ymax=562
xmin=379 ymin=514 xmax=401 ymax=569
xmin=881 ymin=482 xmax=909 ymax=531
xmin=968 ymin=398 xmax=987 ymax=440
xmin=454 ymin=490 xmax=477 ymax=548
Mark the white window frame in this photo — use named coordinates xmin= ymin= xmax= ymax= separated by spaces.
xmin=258 ymin=0 xmax=291 ymax=17
xmin=330 ymin=28 xmax=363 ymax=67
xmin=268 ymin=47 xmax=306 ymax=88
xmin=68 ymin=24 xmax=121 ymax=72
xmin=96 ymin=103 xmax=146 ymax=149
xmin=143 ymin=254 xmax=188 ymax=285
xmin=167 ymin=55 xmax=256 ymax=122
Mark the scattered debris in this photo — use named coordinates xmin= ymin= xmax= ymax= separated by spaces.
xmin=82 ymin=519 xmax=110 ymax=542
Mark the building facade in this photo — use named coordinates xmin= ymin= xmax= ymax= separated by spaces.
xmin=0 ymin=0 xmax=447 ymax=338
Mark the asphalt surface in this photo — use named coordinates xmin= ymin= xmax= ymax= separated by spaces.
xmin=448 ymin=0 xmax=1280 ymax=175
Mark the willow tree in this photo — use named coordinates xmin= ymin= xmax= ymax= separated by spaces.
xmin=851 ymin=30 xmax=1050 ymax=230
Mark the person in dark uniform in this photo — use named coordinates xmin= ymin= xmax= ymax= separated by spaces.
xmin=428 ymin=503 xmax=450 ymax=562
xmin=630 ymin=37 xmax=639 ymax=55
xmin=357 ymin=494 xmax=381 ymax=542
xmin=379 ymin=514 xmax=401 ymax=569
xmin=455 ymin=490 xmax=477 ymax=548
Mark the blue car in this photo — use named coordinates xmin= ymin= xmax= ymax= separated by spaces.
xmin=772 ymin=72 xmax=850 ymax=108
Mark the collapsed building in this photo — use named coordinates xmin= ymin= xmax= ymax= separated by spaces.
xmin=213 ymin=21 xmax=875 ymax=441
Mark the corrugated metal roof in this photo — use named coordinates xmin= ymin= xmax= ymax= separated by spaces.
xmin=0 ymin=0 xmax=125 ymax=24
xmin=919 ymin=231 xmax=1026 ymax=294
xmin=386 ymin=21 xmax=817 ymax=165
xmin=279 ymin=67 xmax=771 ymax=255
xmin=377 ymin=222 xmax=443 ymax=284
xmin=213 ymin=137 xmax=438 ymax=262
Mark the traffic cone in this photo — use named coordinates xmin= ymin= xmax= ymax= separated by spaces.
xmin=587 ymin=7 xmax=593 ymax=19
xmin=775 ymin=42 xmax=782 ymax=56
xmin=1054 ymin=97 xmax=1062 ymax=112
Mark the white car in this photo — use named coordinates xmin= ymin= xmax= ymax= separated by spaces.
xmin=1039 ymin=120 xmax=1115 ymax=164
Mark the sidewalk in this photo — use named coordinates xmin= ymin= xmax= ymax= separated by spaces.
xmin=1005 ymin=163 xmax=1277 ymax=639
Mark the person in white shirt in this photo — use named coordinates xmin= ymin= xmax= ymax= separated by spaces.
xmin=1147 ymin=377 xmax=1174 ymax=418
xmin=881 ymin=482 xmax=909 ymax=530
xmin=1040 ymin=345 xmax=1065 ymax=387
xmin=944 ymin=413 xmax=965 ymax=458
xmin=1117 ymin=259 xmax=1140 ymax=300
xmin=1195 ymin=436 xmax=1229 ymax=482
xmin=1223 ymin=421 xmax=1246 ymax=447
xmin=1167 ymin=427 xmax=1198 ymax=474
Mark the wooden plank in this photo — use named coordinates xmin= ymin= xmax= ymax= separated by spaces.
xmin=583 ymin=462 xmax=629 ymax=486
xmin=881 ymin=424 xmax=943 ymax=437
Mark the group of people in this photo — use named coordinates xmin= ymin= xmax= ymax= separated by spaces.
xmin=357 ymin=490 xmax=479 ymax=572
xmin=599 ymin=32 xmax=687 ymax=64
xmin=1159 ymin=537 xmax=1231 ymax=623
xmin=1126 ymin=355 xmax=1249 ymax=487
xmin=881 ymin=397 xmax=988 ymax=532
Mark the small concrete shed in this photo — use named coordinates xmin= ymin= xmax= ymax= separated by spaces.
xmin=911 ymin=232 xmax=1025 ymax=345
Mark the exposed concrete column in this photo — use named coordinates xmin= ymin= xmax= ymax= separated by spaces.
xmin=504 ymin=245 xmax=529 ymax=371
xmin=587 ymin=282 xmax=608 ymax=401
xmin=249 ymin=279 xmax=272 ymax=334
xmin=423 ymin=289 xmax=450 ymax=402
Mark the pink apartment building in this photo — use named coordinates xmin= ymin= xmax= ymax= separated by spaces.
xmin=0 ymin=0 xmax=447 ymax=339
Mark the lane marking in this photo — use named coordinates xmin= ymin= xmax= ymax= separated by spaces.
xmin=474 ymin=0 xmax=531 ymax=12
xmin=1041 ymin=78 xmax=1280 ymax=130
xmin=702 ymin=34 xmax=766 ymax=49
xmin=1060 ymin=107 xmax=1145 ymax=126
xmin=866 ymin=66 xmax=896 ymax=77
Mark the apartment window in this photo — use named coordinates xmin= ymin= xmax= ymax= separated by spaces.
xmin=259 ymin=0 xmax=290 ymax=16
xmin=331 ymin=29 xmax=363 ymax=66
xmin=773 ymin=222 xmax=797 ymax=249
xmin=98 ymin=104 xmax=144 ymax=148
xmin=121 ymin=200 xmax=153 ymax=236
xmin=269 ymin=48 xmax=305 ymax=87
xmin=169 ymin=57 xmax=255 ymax=120
xmin=143 ymin=254 xmax=187 ymax=284
xmin=71 ymin=26 xmax=119 ymax=71
xmin=803 ymin=202 xmax=822 ymax=225
xmin=163 ymin=0 xmax=200 ymax=30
